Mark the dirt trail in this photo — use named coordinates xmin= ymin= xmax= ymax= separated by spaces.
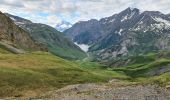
xmin=29 ymin=80 xmax=170 ymax=100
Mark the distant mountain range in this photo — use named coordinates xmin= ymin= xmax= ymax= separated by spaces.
xmin=4 ymin=13 xmax=86 ymax=60
xmin=2 ymin=7 xmax=170 ymax=61
xmin=64 ymin=7 xmax=170 ymax=61
xmin=55 ymin=21 xmax=72 ymax=32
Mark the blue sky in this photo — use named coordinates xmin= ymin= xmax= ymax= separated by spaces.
xmin=0 ymin=0 xmax=170 ymax=27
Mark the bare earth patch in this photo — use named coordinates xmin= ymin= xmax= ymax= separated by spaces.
xmin=26 ymin=80 xmax=170 ymax=100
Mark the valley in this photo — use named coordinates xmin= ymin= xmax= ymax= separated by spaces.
xmin=0 ymin=50 xmax=126 ymax=98
xmin=0 ymin=2 xmax=170 ymax=99
xmin=1 ymin=50 xmax=170 ymax=99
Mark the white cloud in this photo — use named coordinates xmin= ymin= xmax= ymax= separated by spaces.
xmin=0 ymin=0 xmax=170 ymax=26
xmin=46 ymin=15 xmax=61 ymax=27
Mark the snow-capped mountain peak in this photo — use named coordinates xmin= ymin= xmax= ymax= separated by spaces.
xmin=55 ymin=21 xmax=72 ymax=32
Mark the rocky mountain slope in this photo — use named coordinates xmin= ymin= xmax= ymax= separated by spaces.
xmin=167 ymin=14 xmax=170 ymax=18
xmin=65 ymin=8 xmax=170 ymax=60
xmin=6 ymin=13 xmax=86 ymax=60
xmin=0 ymin=11 xmax=44 ymax=51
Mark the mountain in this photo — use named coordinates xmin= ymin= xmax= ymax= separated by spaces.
xmin=1 ymin=9 xmax=170 ymax=99
xmin=0 ymin=11 xmax=45 ymax=52
xmin=167 ymin=14 xmax=170 ymax=18
xmin=64 ymin=8 xmax=170 ymax=61
xmin=55 ymin=21 xmax=72 ymax=32
xmin=64 ymin=19 xmax=100 ymax=45
xmin=6 ymin=13 xmax=86 ymax=60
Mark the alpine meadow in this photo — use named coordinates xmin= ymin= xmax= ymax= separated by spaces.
xmin=0 ymin=0 xmax=170 ymax=100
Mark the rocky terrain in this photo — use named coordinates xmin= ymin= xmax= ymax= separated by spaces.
xmin=40 ymin=84 xmax=170 ymax=100
xmin=8 ymin=80 xmax=170 ymax=100
xmin=0 ymin=11 xmax=44 ymax=51
xmin=65 ymin=8 xmax=170 ymax=61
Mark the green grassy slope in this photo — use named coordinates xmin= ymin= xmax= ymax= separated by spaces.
xmin=113 ymin=59 xmax=170 ymax=77
xmin=19 ymin=23 xmax=86 ymax=60
xmin=110 ymin=52 xmax=170 ymax=86
xmin=0 ymin=50 xmax=126 ymax=98
xmin=5 ymin=13 xmax=87 ymax=60
xmin=0 ymin=47 xmax=170 ymax=98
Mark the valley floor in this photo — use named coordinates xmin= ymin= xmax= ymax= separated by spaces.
xmin=0 ymin=50 xmax=126 ymax=99
xmin=0 ymin=49 xmax=170 ymax=100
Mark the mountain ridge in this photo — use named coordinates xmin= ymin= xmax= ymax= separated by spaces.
xmin=5 ymin=13 xmax=87 ymax=60
xmin=64 ymin=7 xmax=170 ymax=61
xmin=0 ymin=11 xmax=45 ymax=51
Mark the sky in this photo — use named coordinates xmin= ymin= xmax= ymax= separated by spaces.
xmin=0 ymin=0 xmax=170 ymax=27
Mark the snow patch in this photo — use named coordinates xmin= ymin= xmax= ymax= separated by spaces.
xmin=105 ymin=18 xmax=108 ymax=21
xmin=15 ymin=22 xmax=25 ymax=25
xmin=74 ymin=42 xmax=90 ymax=52
xmin=154 ymin=17 xmax=170 ymax=26
xmin=121 ymin=10 xmax=136 ymax=22
xmin=109 ymin=19 xmax=115 ymax=23
xmin=129 ymin=12 xmax=135 ymax=19
xmin=121 ymin=15 xmax=128 ymax=22
xmin=151 ymin=17 xmax=170 ymax=29
xmin=118 ymin=29 xmax=123 ymax=35
xmin=136 ymin=15 xmax=145 ymax=26
xmin=151 ymin=23 xmax=164 ymax=29
xmin=10 ymin=17 xmax=16 ymax=21
xmin=130 ymin=7 xmax=135 ymax=11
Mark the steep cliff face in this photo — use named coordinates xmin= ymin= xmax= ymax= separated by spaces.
xmin=0 ymin=11 xmax=44 ymax=51
xmin=65 ymin=8 xmax=170 ymax=61
xmin=93 ymin=10 xmax=170 ymax=60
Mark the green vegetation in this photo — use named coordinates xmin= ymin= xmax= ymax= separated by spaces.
xmin=135 ymin=72 xmax=170 ymax=87
xmin=113 ymin=59 xmax=170 ymax=77
xmin=0 ymin=48 xmax=170 ymax=98
xmin=0 ymin=51 xmax=126 ymax=97
xmin=5 ymin=13 xmax=87 ymax=60
xmin=111 ymin=52 xmax=170 ymax=86
xmin=76 ymin=61 xmax=129 ymax=80
xmin=23 ymin=23 xmax=87 ymax=60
